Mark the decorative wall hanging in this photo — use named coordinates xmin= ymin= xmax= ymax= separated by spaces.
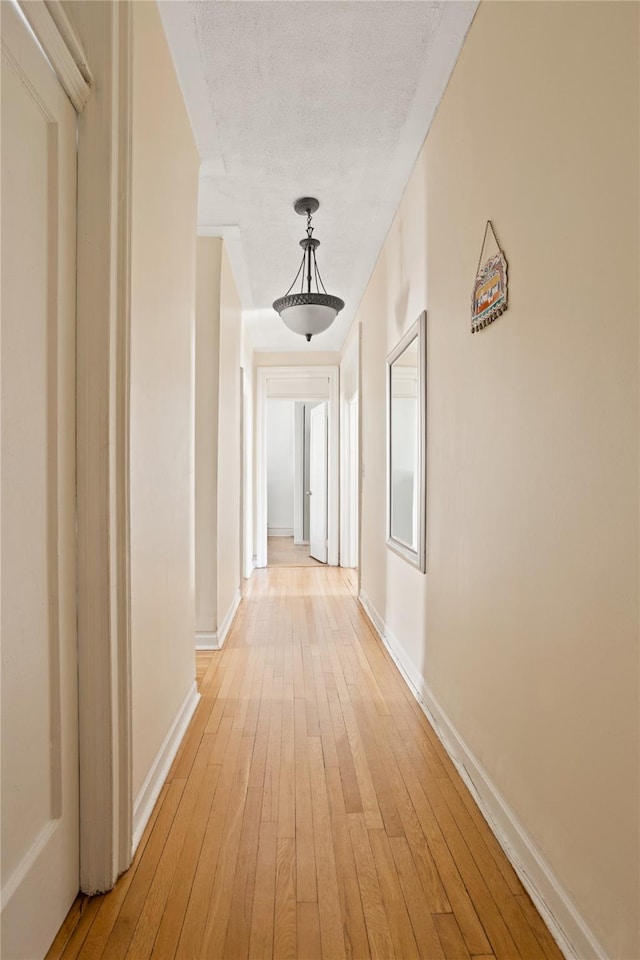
xmin=471 ymin=220 xmax=508 ymax=333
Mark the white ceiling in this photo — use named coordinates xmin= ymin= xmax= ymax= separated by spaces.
xmin=158 ymin=0 xmax=477 ymax=352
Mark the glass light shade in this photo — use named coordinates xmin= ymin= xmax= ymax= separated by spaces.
xmin=273 ymin=292 xmax=345 ymax=340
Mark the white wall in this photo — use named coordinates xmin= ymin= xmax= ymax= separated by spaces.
xmin=356 ymin=3 xmax=639 ymax=958
xmin=130 ymin=0 xmax=199 ymax=799
xmin=267 ymin=400 xmax=295 ymax=535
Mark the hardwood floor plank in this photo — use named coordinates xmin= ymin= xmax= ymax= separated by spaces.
xmin=204 ymin=694 xmax=227 ymax=737
xmin=315 ymin=668 xmax=340 ymax=770
xmin=294 ymin=697 xmax=317 ymax=903
xmin=371 ymin=720 xmax=451 ymax=914
xmin=74 ymin=783 xmax=171 ymax=960
xmin=200 ymin=744 xmax=254 ymax=959
xmin=325 ymin=764 xmax=371 ymax=960
xmin=277 ymin=690 xmax=296 ymax=838
xmin=421 ymin=777 xmax=525 ymax=960
xmin=438 ymin=776 xmax=525 ymax=897
xmin=248 ymin=820 xmax=278 ymax=960
xmin=387 ymin=836 xmax=446 ymax=960
xmin=392 ymin=744 xmax=492 ymax=956
xmin=176 ymin=729 xmax=246 ymax=957
xmin=54 ymin=896 xmax=102 ymax=960
xmin=124 ymin=737 xmax=214 ymax=959
xmin=222 ymin=785 xmax=264 ymax=960
xmin=262 ymin=683 xmax=283 ymax=822
xmin=273 ymin=838 xmax=297 ymax=960
xmin=308 ymin=736 xmax=347 ymax=959
xmin=296 ymin=902 xmax=321 ymax=960
xmin=433 ymin=913 xmax=472 ymax=960
xmin=368 ymin=829 xmax=420 ymax=959
xmin=99 ymin=779 xmax=186 ymax=960
xmin=348 ymin=814 xmax=395 ymax=959
xmin=350 ymin=695 xmax=405 ymax=837
xmin=170 ymin=695 xmax=217 ymax=782
xmin=45 ymin=895 xmax=88 ymax=960
xmin=433 ymin=778 xmax=548 ymax=960
xmin=248 ymin=682 xmax=273 ymax=789
xmin=149 ymin=763 xmax=221 ymax=960
xmin=514 ymin=893 xmax=566 ymax=960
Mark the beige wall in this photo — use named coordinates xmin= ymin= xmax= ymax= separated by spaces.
xmin=195 ymin=238 xmax=223 ymax=635
xmin=217 ymin=246 xmax=243 ymax=627
xmin=340 ymin=321 xmax=360 ymax=567
xmin=194 ymin=239 xmax=246 ymax=636
xmin=253 ymin=350 xmax=341 ymax=368
xmin=130 ymin=0 xmax=200 ymax=798
xmin=241 ymin=327 xmax=255 ymax=578
xmin=356 ymin=2 xmax=639 ymax=957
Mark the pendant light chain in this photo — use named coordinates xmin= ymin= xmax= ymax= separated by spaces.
xmin=305 ymin=207 xmax=314 ymax=294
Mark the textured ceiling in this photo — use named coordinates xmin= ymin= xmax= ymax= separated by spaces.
xmin=158 ymin=1 xmax=477 ymax=352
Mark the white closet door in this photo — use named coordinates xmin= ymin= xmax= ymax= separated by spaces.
xmin=1 ymin=5 xmax=79 ymax=956
xmin=309 ymin=403 xmax=328 ymax=564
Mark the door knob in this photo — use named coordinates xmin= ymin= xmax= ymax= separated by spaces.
xmin=306 ymin=490 xmax=312 ymax=496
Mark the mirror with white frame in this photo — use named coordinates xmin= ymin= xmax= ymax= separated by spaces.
xmin=387 ymin=311 xmax=426 ymax=571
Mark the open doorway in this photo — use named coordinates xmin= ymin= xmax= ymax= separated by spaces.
xmin=266 ymin=398 xmax=327 ymax=566
xmin=256 ymin=366 xmax=339 ymax=568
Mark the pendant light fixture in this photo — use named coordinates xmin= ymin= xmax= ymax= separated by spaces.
xmin=273 ymin=198 xmax=344 ymax=342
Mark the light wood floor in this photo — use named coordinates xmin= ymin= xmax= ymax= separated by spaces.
xmin=47 ymin=567 xmax=563 ymax=960
xmin=267 ymin=537 xmax=324 ymax=567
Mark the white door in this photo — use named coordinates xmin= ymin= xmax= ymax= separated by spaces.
xmin=309 ymin=402 xmax=328 ymax=563
xmin=349 ymin=397 xmax=359 ymax=568
xmin=1 ymin=6 xmax=79 ymax=957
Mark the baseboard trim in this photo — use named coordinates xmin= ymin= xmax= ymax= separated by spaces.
xmin=132 ymin=681 xmax=200 ymax=855
xmin=195 ymin=590 xmax=242 ymax=651
xmin=217 ymin=589 xmax=241 ymax=649
xmin=358 ymin=590 xmax=608 ymax=960
xmin=267 ymin=527 xmax=294 ymax=538
xmin=195 ymin=631 xmax=217 ymax=650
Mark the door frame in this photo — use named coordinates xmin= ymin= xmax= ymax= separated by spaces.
xmin=347 ymin=394 xmax=359 ymax=568
xmin=74 ymin=0 xmax=133 ymax=892
xmin=293 ymin=403 xmax=306 ymax=544
xmin=308 ymin=401 xmax=329 ymax=563
xmin=256 ymin=366 xmax=339 ymax=568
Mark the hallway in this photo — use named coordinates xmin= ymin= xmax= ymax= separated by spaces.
xmin=267 ymin=538 xmax=325 ymax=568
xmin=47 ymin=567 xmax=562 ymax=960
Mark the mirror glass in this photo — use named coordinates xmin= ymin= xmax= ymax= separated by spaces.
xmin=387 ymin=312 xmax=426 ymax=571
xmin=390 ymin=337 xmax=418 ymax=548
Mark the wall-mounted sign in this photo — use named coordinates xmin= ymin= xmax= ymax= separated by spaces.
xmin=472 ymin=221 xmax=508 ymax=333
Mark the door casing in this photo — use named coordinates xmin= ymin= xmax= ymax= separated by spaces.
xmin=308 ymin=402 xmax=329 ymax=563
xmin=256 ymin=366 xmax=339 ymax=568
